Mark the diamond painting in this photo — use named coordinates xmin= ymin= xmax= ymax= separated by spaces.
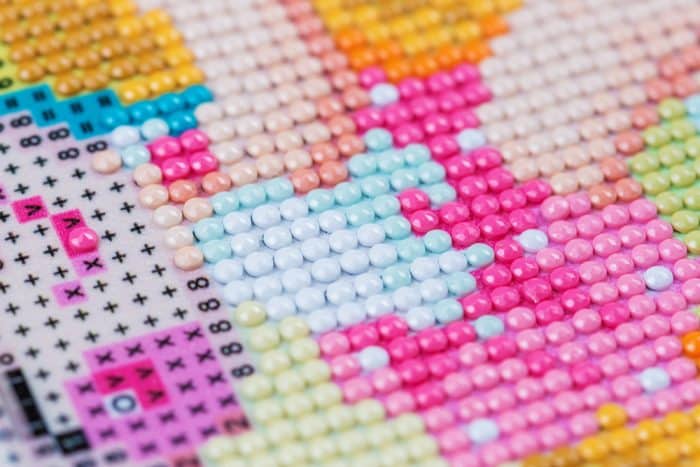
xmin=2 ymin=0 xmax=700 ymax=466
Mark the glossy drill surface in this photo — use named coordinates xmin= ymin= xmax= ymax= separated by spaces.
xmin=2 ymin=0 xmax=700 ymax=466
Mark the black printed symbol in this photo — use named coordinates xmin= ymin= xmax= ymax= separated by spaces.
xmin=196 ymin=349 xmax=215 ymax=363
xmin=114 ymin=323 xmax=129 ymax=335
xmin=146 ymin=389 xmax=165 ymax=404
xmin=165 ymin=357 xmax=185 ymax=372
xmin=88 ymin=404 xmax=106 ymax=418
xmin=95 ymin=351 xmax=114 ymax=365
xmin=134 ymin=366 xmax=154 ymax=380
xmin=143 ymin=315 xmax=158 ymax=327
xmin=161 ymin=285 xmax=176 ymax=297
xmin=79 ymin=122 xmax=93 ymax=134
xmin=223 ymin=416 xmax=250 ymax=434
xmin=106 ymin=374 xmax=125 ymax=389
xmin=218 ymin=394 xmax=237 ymax=408
xmin=77 ymin=382 xmax=95 ymax=394
xmin=41 ymin=109 xmax=56 ymax=122
xmin=70 ymin=102 xmax=84 ymax=114
xmin=184 ymin=327 xmax=203 ymax=341
xmin=159 ymin=410 xmax=176 ymax=424
xmin=81 ymin=189 xmax=95 ymax=201
xmin=98 ymin=95 xmax=113 ymax=107
xmin=154 ymin=335 xmax=174 ymax=349
xmin=34 ymin=295 xmax=49 ymax=307
xmin=130 ymin=222 xmax=145 ymax=235
xmin=104 ymin=449 xmax=127 ymax=463
xmin=187 ymin=402 xmax=206 ymax=415
xmin=32 ymin=90 xmax=46 ymax=101
xmin=74 ymin=309 xmax=89 ymax=321
xmin=4 ymin=231 xmax=18 ymax=243
xmin=176 ymin=379 xmax=196 ymax=394
xmin=122 ymin=272 xmax=136 ymax=284
xmin=109 ymin=181 xmax=124 ymax=193
xmin=23 ymin=204 xmax=42 ymax=217
xmin=64 ymin=285 xmax=85 ymax=299
xmin=83 ymin=257 xmax=103 ymax=271
xmin=207 ymin=372 xmax=226 ymax=386
xmin=61 ymin=216 xmax=81 ymax=230
xmin=13 ymin=252 xmax=28 ymax=265
xmin=139 ymin=442 xmax=158 ymax=455
xmin=91 ymin=209 xmax=105 ymax=221
xmin=55 ymin=429 xmax=90 ymax=454
xmin=128 ymin=419 xmax=146 ymax=432
xmin=132 ymin=293 xmax=148 ymax=305
xmin=20 ymin=135 xmax=41 ymax=147
xmin=10 ymin=115 xmax=31 ymax=127
xmin=125 ymin=343 xmax=144 ymax=357
xmin=110 ymin=394 xmax=137 ymax=414
xmin=98 ymin=427 xmax=116 ymax=441
xmin=169 ymin=433 xmax=188 ymax=447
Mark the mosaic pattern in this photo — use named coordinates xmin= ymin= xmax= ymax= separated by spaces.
xmin=67 ymin=322 xmax=245 ymax=462
xmin=3 ymin=0 xmax=700 ymax=466
xmin=629 ymin=96 xmax=700 ymax=255
xmin=314 ymin=0 xmax=517 ymax=78
xmin=478 ymin=0 xmax=699 ymax=198
xmin=0 ymin=0 xmax=202 ymax=101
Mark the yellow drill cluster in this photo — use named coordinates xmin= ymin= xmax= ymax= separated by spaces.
xmin=523 ymin=403 xmax=700 ymax=466
xmin=312 ymin=0 xmax=521 ymax=79
xmin=0 ymin=0 xmax=202 ymax=102
xmin=199 ymin=302 xmax=445 ymax=467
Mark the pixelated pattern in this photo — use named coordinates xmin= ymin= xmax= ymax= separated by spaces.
xmin=313 ymin=0 xmax=517 ymax=78
xmin=131 ymin=0 xmax=368 ymax=196
xmin=11 ymin=195 xmax=47 ymax=223
xmin=6 ymin=0 xmax=700 ymax=466
xmin=628 ymin=95 xmax=700 ymax=255
xmin=67 ymin=323 xmax=242 ymax=461
xmin=0 ymin=0 xmax=202 ymax=101
xmin=0 ymin=110 xmax=249 ymax=466
xmin=476 ymin=0 xmax=699 ymax=200
xmin=0 ymin=82 xmax=212 ymax=140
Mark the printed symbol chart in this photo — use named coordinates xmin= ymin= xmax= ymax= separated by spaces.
xmin=2 ymin=0 xmax=700 ymax=466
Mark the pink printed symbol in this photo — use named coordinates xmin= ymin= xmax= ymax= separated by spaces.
xmin=68 ymin=227 xmax=99 ymax=253
xmin=71 ymin=254 xmax=106 ymax=277
xmin=51 ymin=210 xmax=88 ymax=257
xmin=93 ymin=359 xmax=169 ymax=410
xmin=68 ymin=323 xmax=244 ymax=461
xmin=11 ymin=195 xmax=48 ymax=223
xmin=104 ymin=389 xmax=142 ymax=418
xmin=52 ymin=280 xmax=87 ymax=306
